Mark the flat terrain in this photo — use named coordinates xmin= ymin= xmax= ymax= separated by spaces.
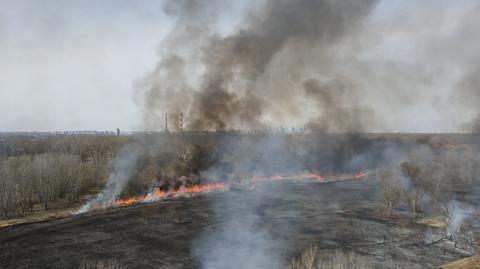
xmin=1 ymin=177 xmax=479 ymax=268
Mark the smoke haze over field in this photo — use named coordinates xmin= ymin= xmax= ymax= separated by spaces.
xmin=1 ymin=0 xmax=480 ymax=132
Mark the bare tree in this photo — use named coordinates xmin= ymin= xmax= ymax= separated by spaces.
xmin=406 ymin=190 xmax=423 ymax=222
xmin=453 ymin=152 xmax=478 ymax=190
xmin=379 ymin=169 xmax=402 ymax=217
xmin=440 ymin=202 xmax=456 ymax=240
xmin=427 ymin=158 xmax=448 ymax=196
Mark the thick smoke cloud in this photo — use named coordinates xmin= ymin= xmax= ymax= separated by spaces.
xmin=303 ymin=78 xmax=374 ymax=132
xmin=137 ymin=0 xmax=379 ymax=132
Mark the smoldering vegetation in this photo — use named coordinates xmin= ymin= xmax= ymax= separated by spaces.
xmin=83 ymin=131 xmax=478 ymax=208
xmin=80 ymin=131 xmax=397 ymax=212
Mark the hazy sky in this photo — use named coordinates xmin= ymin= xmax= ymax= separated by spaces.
xmin=0 ymin=0 xmax=172 ymax=131
xmin=0 ymin=0 xmax=478 ymax=132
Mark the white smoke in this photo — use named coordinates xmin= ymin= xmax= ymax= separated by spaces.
xmin=77 ymin=144 xmax=141 ymax=213
xmin=192 ymin=187 xmax=285 ymax=269
xmin=191 ymin=134 xmax=296 ymax=269
xmin=444 ymin=200 xmax=474 ymax=239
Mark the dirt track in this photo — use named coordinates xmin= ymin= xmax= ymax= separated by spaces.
xmin=0 ymin=177 xmax=478 ymax=269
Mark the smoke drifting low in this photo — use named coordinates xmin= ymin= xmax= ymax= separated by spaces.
xmin=192 ymin=187 xmax=285 ymax=269
xmin=78 ymin=143 xmax=141 ymax=213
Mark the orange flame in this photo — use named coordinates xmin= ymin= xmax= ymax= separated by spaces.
xmin=301 ymin=173 xmax=325 ymax=181
xmin=104 ymin=171 xmax=367 ymax=209
xmin=353 ymin=172 xmax=368 ymax=178
xmin=270 ymin=175 xmax=286 ymax=180
xmin=111 ymin=182 xmax=225 ymax=207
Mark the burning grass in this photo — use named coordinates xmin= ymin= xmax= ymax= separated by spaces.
xmin=92 ymin=171 xmax=367 ymax=211
xmin=97 ymin=172 xmax=324 ymax=210
xmin=110 ymin=182 xmax=226 ymax=207
xmin=0 ymin=170 xmax=366 ymax=225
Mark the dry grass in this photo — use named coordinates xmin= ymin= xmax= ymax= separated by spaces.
xmin=0 ymin=207 xmax=76 ymax=229
xmin=79 ymin=259 xmax=124 ymax=269
xmin=438 ymin=254 xmax=480 ymax=269
xmin=289 ymin=245 xmax=372 ymax=269
xmin=416 ymin=216 xmax=447 ymax=228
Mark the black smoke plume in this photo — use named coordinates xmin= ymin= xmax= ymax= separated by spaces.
xmin=137 ymin=0 xmax=379 ymax=132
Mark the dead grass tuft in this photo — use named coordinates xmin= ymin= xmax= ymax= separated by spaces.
xmin=79 ymin=259 xmax=124 ymax=269
xmin=438 ymin=254 xmax=480 ymax=269
xmin=289 ymin=245 xmax=372 ymax=269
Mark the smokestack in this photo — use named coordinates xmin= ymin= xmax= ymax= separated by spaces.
xmin=116 ymin=128 xmax=120 ymax=136
xmin=165 ymin=112 xmax=168 ymax=133
xmin=180 ymin=112 xmax=183 ymax=133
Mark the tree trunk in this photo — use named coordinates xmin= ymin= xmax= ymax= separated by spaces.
xmin=389 ymin=200 xmax=392 ymax=217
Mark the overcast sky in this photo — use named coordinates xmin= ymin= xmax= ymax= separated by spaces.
xmin=0 ymin=0 xmax=173 ymax=131
xmin=0 ymin=0 xmax=478 ymax=132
